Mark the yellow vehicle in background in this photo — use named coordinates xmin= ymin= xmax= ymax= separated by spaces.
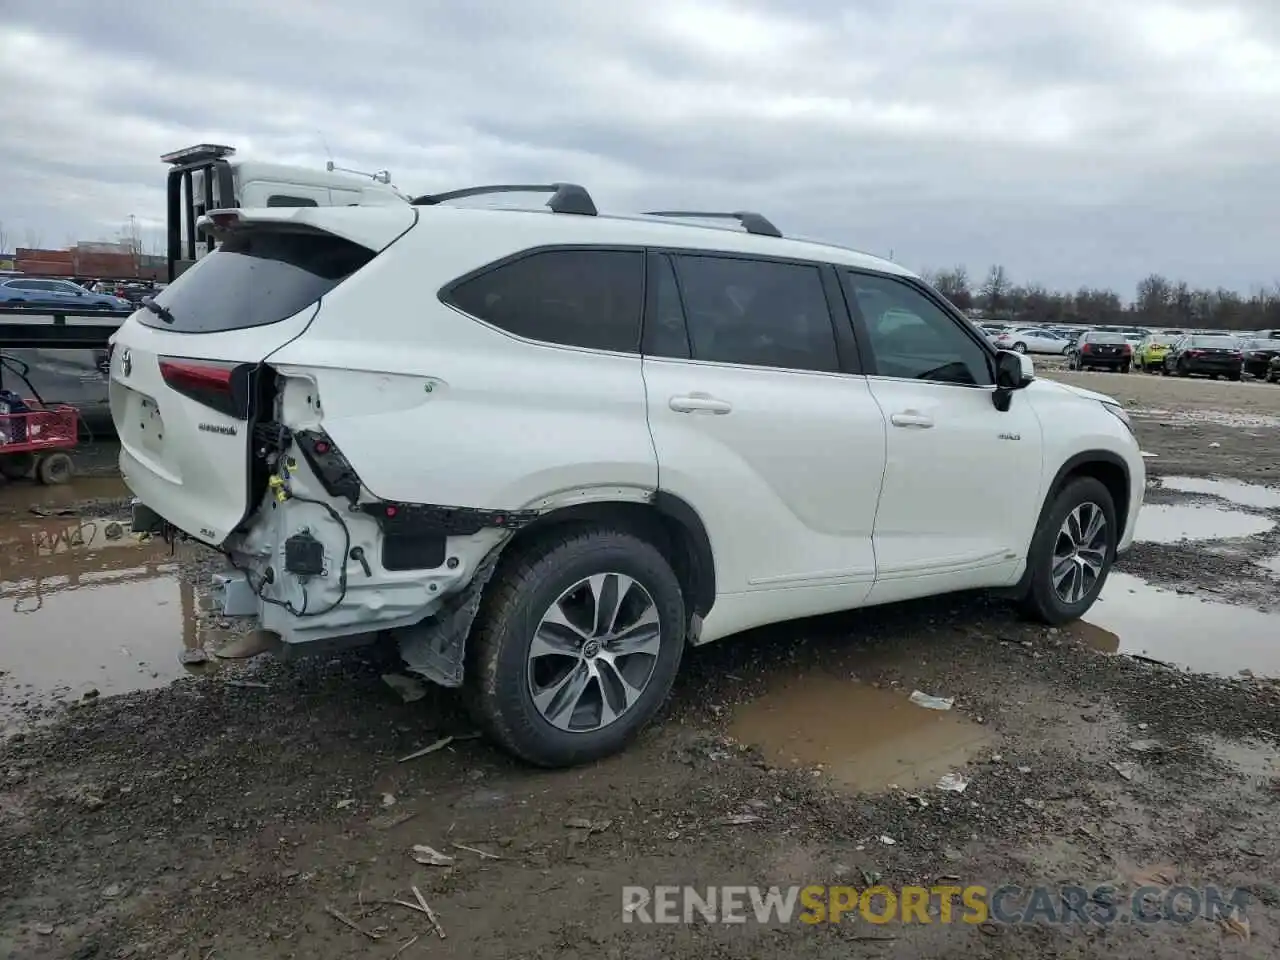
xmin=1134 ymin=334 xmax=1180 ymax=372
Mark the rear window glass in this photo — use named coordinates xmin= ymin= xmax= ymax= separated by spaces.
xmin=1189 ymin=336 xmax=1239 ymax=348
xmin=1084 ymin=332 xmax=1128 ymax=344
xmin=140 ymin=229 xmax=373 ymax=333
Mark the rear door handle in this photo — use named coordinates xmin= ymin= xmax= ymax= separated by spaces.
xmin=890 ymin=411 xmax=934 ymax=429
xmin=669 ymin=394 xmax=732 ymax=415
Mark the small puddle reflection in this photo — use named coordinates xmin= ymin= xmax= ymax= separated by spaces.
xmin=0 ymin=511 xmax=213 ymax=724
xmin=729 ymin=675 xmax=993 ymax=792
xmin=1158 ymin=476 xmax=1280 ymax=510
xmin=1135 ymin=504 xmax=1274 ymax=544
xmin=1077 ymin=572 xmax=1280 ymax=678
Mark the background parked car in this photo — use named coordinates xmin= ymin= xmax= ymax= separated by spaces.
xmin=991 ymin=327 xmax=1071 ymax=355
xmin=0 ymin=277 xmax=131 ymax=311
xmin=1241 ymin=338 xmax=1280 ymax=379
xmin=1067 ymin=331 xmax=1133 ymax=372
xmin=1268 ymin=355 xmax=1280 ymax=383
xmin=1134 ymin=334 xmax=1179 ymax=372
xmin=1161 ymin=335 xmax=1243 ymax=380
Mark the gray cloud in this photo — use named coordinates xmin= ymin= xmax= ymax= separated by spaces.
xmin=1 ymin=0 xmax=1277 ymax=294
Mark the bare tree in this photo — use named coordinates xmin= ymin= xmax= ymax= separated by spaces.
xmin=981 ymin=265 xmax=1010 ymax=316
xmin=0 ymin=219 xmax=8 ymax=254
xmin=22 ymin=226 xmax=43 ymax=250
xmin=930 ymin=266 xmax=973 ymax=311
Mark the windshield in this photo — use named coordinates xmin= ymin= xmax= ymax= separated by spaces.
xmin=1188 ymin=336 xmax=1240 ymax=348
xmin=1243 ymin=339 xmax=1277 ymax=350
xmin=1148 ymin=336 xmax=1177 ymax=347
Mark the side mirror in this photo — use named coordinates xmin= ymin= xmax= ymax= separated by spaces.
xmin=993 ymin=350 xmax=1034 ymax=411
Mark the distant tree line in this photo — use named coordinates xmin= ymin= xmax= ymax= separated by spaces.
xmin=920 ymin=265 xmax=1280 ymax=331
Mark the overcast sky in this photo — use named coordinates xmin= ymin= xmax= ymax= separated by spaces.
xmin=1 ymin=0 xmax=1277 ymax=295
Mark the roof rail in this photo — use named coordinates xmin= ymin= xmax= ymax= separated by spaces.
xmin=411 ymin=183 xmax=597 ymax=216
xmin=643 ymin=210 xmax=782 ymax=238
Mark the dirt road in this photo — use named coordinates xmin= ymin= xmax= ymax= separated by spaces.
xmin=2 ymin=371 xmax=1279 ymax=959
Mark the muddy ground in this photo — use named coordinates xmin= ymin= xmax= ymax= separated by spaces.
xmin=2 ymin=369 xmax=1279 ymax=959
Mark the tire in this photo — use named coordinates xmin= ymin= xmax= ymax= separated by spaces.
xmin=0 ymin=453 xmax=35 ymax=480
xmin=1229 ymin=372 xmax=1242 ymax=382
xmin=466 ymin=528 xmax=686 ymax=767
xmin=36 ymin=452 xmax=74 ymax=485
xmin=1120 ymin=363 xmax=1131 ymax=374
xmin=1018 ymin=476 xmax=1117 ymax=625
xmin=1013 ymin=342 xmax=1027 ymax=354
xmin=1178 ymin=361 xmax=1190 ymax=378
xmin=1067 ymin=356 xmax=1078 ymax=371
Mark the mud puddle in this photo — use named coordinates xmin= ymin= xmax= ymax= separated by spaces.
xmin=1075 ymin=571 xmax=1280 ymax=678
xmin=1135 ymin=503 xmax=1274 ymax=543
xmin=728 ymin=674 xmax=992 ymax=792
xmin=1158 ymin=475 xmax=1280 ymax=510
xmin=0 ymin=476 xmax=129 ymax=514
xmin=0 ymin=512 xmax=215 ymax=725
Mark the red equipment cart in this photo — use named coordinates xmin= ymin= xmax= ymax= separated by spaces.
xmin=0 ymin=355 xmax=78 ymax=485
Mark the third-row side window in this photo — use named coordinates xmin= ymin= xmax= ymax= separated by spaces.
xmin=446 ymin=249 xmax=645 ymax=353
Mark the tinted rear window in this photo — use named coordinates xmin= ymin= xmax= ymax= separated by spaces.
xmin=1085 ymin=332 xmax=1127 ymax=344
xmin=1189 ymin=336 xmax=1239 ymax=348
xmin=140 ymin=229 xmax=373 ymax=333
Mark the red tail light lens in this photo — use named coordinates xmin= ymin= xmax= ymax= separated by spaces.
xmin=1187 ymin=350 xmax=1201 ymax=358
xmin=1081 ymin=343 xmax=1092 ymax=353
xmin=159 ymin=357 xmax=255 ymax=419
xmin=1122 ymin=344 xmax=1132 ymax=353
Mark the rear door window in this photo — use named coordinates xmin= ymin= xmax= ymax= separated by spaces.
xmin=139 ymin=228 xmax=374 ymax=333
xmin=667 ymin=254 xmax=840 ymax=373
xmin=445 ymin=249 xmax=645 ymax=353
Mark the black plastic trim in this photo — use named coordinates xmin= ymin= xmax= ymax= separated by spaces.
xmin=1047 ymin=450 xmax=1132 ymax=531
xmin=359 ymin=501 xmax=539 ymax=536
xmin=652 ymin=490 xmax=716 ymax=617
xmin=293 ymin=429 xmax=362 ymax=502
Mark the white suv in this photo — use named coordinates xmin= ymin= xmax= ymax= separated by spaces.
xmin=108 ymin=186 xmax=1144 ymax=767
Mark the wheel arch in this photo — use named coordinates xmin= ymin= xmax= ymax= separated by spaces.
xmin=1045 ymin=451 xmax=1132 ymax=541
xmin=503 ymin=492 xmax=716 ymax=624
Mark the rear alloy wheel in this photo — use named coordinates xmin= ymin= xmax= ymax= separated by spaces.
xmin=1013 ymin=342 xmax=1027 ymax=353
xmin=1019 ymin=477 xmax=1117 ymax=624
xmin=466 ymin=529 xmax=685 ymax=767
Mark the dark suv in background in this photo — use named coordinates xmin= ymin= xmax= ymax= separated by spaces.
xmin=1161 ymin=335 xmax=1244 ymax=380
xmin=1241 ymin=338 xmax=1280 ymax=379
xmin=1067 ymin=331 xmax=1133 ymax=372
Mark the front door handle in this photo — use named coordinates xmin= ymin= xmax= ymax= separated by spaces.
xmin=890 ymin=411 xmax=934 ymax=429
xmin=669 ymin=394 xmax=732 ymax=415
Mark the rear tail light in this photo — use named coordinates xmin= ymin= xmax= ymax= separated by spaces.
xmin=1187 ymin=350 xmax=1201 ymax=357
xmin=1122 ymin=344 xmax=1132 ymax=353
xmin=159 ymin=357 xmax=256 ymax=419
xmin=1081 ymin=344 xmax=1092 ymax=353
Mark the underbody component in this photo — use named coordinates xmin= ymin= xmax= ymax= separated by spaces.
xmin=393 ymin=547 xmax=503 ymax=687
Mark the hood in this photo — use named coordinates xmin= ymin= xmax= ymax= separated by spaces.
xmin=1032 ymin=378 xmax=1118 ymax=406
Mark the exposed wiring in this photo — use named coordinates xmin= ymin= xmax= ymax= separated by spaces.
xmin=226 ymin=493 xmax=351 ymax=618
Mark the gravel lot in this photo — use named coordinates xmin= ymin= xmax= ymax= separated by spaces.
xmin=2 ymin=369 xmax=1279 ymax=960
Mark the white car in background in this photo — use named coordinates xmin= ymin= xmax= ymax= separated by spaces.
xmin=992 ymin=328 xmax=1071 ymax=355
xmin=108 ymin=187 xmax=1145 ymax=767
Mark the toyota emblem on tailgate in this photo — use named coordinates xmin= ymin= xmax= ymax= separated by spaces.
xmin=121 ymin=348 xmax=132 ymax=376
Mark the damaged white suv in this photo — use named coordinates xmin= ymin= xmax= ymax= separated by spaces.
xmin=109 ymin=185 xmax=1144 ymax=766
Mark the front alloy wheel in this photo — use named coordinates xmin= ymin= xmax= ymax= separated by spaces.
xmin=1051 ymin=502 xmax=1108 ymax=604
xmin=1019 ymin=476 xmax=1117 ymax=624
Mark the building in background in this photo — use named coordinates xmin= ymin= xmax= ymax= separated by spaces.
xmin=11 ymin=242 xmax=164 ymax=281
